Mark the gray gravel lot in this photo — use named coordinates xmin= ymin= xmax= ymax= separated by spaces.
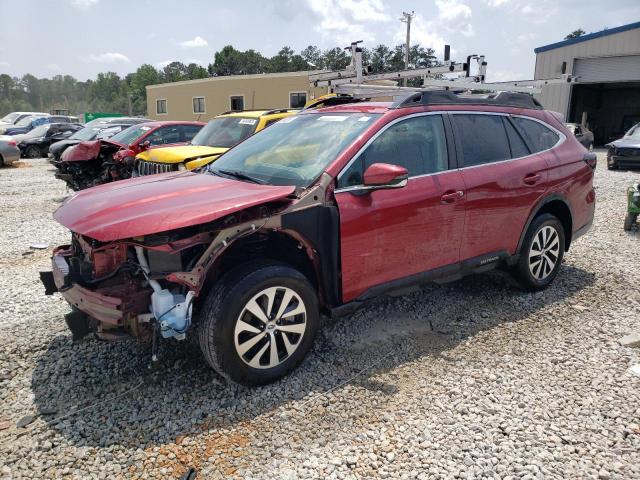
xmin=0 ymin=154 xmax=639 ymax=479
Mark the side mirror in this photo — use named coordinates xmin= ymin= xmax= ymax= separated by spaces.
xmin=138 ymin=140 xmax=151 ymax=151
xmin=363 ymin=163 xmax=408 ymax=189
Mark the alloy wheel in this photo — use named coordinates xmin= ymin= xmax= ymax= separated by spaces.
xmin=528 ymin=225 xmax=561 ymax=280
xmin=234 ymin=286 xmax=307 ymax=369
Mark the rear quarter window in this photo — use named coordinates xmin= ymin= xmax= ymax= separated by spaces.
xmin=512 ymin=117 xmax=560 ymax=153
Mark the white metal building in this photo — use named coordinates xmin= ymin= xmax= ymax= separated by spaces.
xmin=534 ymin=21 xmax=640 ymax=145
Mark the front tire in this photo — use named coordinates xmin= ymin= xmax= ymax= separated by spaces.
xmin=513 ymin=214 xmax=565 ymax=291
xmin=197 ymin=263 xmax=319 ymax=386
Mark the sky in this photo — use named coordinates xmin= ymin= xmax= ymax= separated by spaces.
xmin=0 ymin=0 xmax=638 ymax=82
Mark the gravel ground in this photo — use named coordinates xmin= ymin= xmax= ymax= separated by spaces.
xmin=0 ymin=154 xmax=639 ymax=480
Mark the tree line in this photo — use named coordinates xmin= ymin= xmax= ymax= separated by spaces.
xmin=0 ymin=43 xmax=437 ymax=118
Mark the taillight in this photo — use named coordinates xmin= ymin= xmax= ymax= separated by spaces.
xmin=583 ymin=152 xmax=597 ymax=169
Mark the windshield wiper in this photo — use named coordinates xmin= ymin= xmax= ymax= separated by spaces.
xmin=215 ymin=169 xmax=266 ymax=185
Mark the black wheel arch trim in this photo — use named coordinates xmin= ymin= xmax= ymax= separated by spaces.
xmin=516 ymin=193 xmax=574 ymax=254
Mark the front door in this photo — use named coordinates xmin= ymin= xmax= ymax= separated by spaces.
xmin=335 ymin=113 xmax=466 ymax=302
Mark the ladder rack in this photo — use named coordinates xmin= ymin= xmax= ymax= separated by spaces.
xmin=309 ymin=40 xmax=577 ymax=97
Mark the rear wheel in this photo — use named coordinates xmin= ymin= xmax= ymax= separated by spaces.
xmin=197 ymin=262 xmax=319 ymax=386
xmin=513 ymin=214 xmax=565 ymax=291
xmin=25 ymin=146 xmax=41 ymax=159
xmin=624 ymin=213 xmax=637 ymax=231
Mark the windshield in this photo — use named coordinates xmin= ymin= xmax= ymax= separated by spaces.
xmin=16 ymin=116 xmax=41 ymax=127
xmin=191 ymin=117 xmax=259 ymax=148
xmin=109 ymin=124 xmax=152 ymax=145
xmin=25 ymin=124 xmax=50 ymax=138
xmin=70 ymin=126 xmax=101 ymax=141
xmin=625 ymin=124 xmax=640 ymax=139
xmin=1 ymin=113 xmax=20 ymax=123
xmin=208 ymin=112 xmax=380 ymax=187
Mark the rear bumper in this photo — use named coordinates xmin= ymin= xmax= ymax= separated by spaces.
xmin=45 ymin=247 xmax=124 ymax=325
xmin=0 ymin=147 xmax=20 ymax=165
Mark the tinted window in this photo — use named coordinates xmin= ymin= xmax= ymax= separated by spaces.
xmin=290 ymin=92 xmax=307 ymax=108
xmin=339 ymin=115 xmax=448 ymax=188
xmin=146 ymin=126 xmax=184 ymax=145
xmin=452 ymin=114 xmax=511 ymax=167
xmin=230 ymin=96 xmax=244 ymax=111
xmin=512 ymin=117 xmax=559 ymax=153
xmin=181 ymin=124 xmax=203 ymax=140
xmin=504 ymin=119 xmax=530 ymax=158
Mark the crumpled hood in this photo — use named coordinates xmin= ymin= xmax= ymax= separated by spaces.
xmin=54 ymin=171 xmax=295 ymax=241
xmin=607 ymin=138 xmax=640 ymax=149
xmin=61 ymin=140 xmax=102 ymax=162
xmin=137 ymin=145 xmax=228 ymax=164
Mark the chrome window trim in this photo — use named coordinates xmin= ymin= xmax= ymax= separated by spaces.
xmin=334 ymin=110 xmax=567 ymax=194
xmin=335 ymin=111 xmax=447 ymax=193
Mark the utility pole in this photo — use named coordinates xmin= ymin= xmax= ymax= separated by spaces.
xmin=400 ymin=11 xmax=414 ymax=86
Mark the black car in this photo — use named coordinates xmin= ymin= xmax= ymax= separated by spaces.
xmin=15 ymin=123 xmax=83 ymax=158
xmin=48 ymin=121 xmax=147 ymax=162
xmin=606 ymin=123 xmax=640 ymax=170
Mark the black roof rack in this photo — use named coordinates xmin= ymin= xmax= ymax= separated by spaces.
xmin=392 ymin=90 xmax=543 ymax=110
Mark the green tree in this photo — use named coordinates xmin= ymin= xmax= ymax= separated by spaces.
xmin=565 ymin=29 xmax=585 ymax=39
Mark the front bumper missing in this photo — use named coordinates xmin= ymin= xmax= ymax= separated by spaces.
xmin=611 ymin=155 xmax=640 ymax=167
xmin=43 ymin=248 xmax=124 ymax=325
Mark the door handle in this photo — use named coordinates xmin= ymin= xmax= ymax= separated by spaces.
xmin=440 ymin=190 xmax=464 ymax=203
xmin=523 ymin=173 xmax=542 ymax=185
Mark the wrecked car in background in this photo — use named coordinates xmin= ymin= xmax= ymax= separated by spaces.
xmin=53 ymin=121 xmax=204 ymax=190
xmin=41 ymin=91 xmax=595 ymax=386
xmin=606 ymin=122 xmax=640 ymax=170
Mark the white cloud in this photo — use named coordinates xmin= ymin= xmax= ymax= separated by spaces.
xmin=156 ymin=60 xmax=172 ymax=68
xmin=0 ymin=61 xmax=9 ymax=67
xmin=484 ymin=0 xmax=510 ymax=6
xmin=179 ymin=36 xmax=208 ymax=48
xmin=47 ymin=63 xmax=62 ymax=72
xmin=486 ymin=69 xmax=527 ymax=82
xmin=70 ymin=0 xmax=99 ymax=9
xmin=304 ymin=0 xmax=391 ymax=44
xmin=435 ymin=0 xmax=474 ymax=37
xmin=86 ymin=52 xmax=131 ymax=63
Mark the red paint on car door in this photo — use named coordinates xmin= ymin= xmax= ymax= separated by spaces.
xmin=336 ymin=171 xmax=466 ymax=302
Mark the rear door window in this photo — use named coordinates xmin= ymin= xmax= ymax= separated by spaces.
xmin=451 ymin=114 xmax=511 ymax=167
xmin=511 ymin=117 xmax=560 ymax=153
xmin=339 ymin=114 xmax=449 ymax=188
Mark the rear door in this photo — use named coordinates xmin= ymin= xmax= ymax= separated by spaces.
xmin=335 ymin=113 xmax=466 ymax=302
xmin=450 ymin=112 xmax=551 ymax=260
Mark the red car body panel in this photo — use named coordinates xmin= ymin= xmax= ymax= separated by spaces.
xmin=336 ymin=170 xmax=467 ymax=302
xmin=61 ymin=140 xmax=102 ymax=162
xmin=54 ymin=172 xmax=295 ymax=242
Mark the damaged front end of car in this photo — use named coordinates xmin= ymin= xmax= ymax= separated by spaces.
xmin=54 ymin=140 xmax=134 ymax=191
xmin=40 ymin=200 xmax=300 ymax=344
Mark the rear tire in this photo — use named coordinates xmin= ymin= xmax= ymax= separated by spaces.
xmin=197 ymin=262 xmax=319 ymax=386
xmin=624 ymin=213 xmax=637 ymax=231
xmin=25 ymin=146 xmax=41 ymax=159
xmin=513 ymin=214 xmax=565 ymax=291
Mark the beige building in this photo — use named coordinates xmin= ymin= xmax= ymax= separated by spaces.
xmin=146 ymin=71 xmax=328 ymax=122
xmin=534 ymin=21 xmax=640 ymax=144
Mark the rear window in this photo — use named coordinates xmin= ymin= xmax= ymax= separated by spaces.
xmin=451 ymin=114 xmax=511 ymax=167
xmin=512 ymin=117 xmax=560 ymax=153
xmin=504 ymin=119 xmax=530 ymax=158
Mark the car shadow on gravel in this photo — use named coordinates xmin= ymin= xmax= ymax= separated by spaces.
xmin=31 ymin=263 xmax=595 ymax=450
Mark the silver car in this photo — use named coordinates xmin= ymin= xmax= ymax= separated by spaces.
xmin=0 ymin=135 xmax=20 ymax=166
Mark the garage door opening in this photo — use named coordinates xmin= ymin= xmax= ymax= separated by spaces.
xmin=569 ymin=82 xmax=640 ymax=146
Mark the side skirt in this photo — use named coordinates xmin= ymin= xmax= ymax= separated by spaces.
xmin=329 ymin=250 xmax=511 ymax=319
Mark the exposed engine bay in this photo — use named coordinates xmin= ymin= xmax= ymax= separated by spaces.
xmin=53 ymin=141 xmax=135 ymax=191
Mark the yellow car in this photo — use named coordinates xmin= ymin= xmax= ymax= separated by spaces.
xmin=135 ymin=109 xmax=298 ymax=175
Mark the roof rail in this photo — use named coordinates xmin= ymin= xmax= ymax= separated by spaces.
xmin=263 ymin=108 xmax=300 ymax=115
xmin=392 ymin=90 xmax=543 ymax=110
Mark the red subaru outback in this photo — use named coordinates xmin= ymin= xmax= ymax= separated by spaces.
xmin=41 ymin=91 xmax=596 ymax=386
